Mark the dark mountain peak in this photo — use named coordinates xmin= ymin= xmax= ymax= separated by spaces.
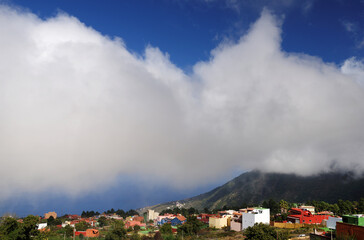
xmin=146 ymin=170 xmax=364 ymax=212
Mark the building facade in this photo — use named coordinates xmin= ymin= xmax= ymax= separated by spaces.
xmin=241 ymin=208 xmax=270 ymax=230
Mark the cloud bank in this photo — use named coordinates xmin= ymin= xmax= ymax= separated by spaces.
xmin=0 ymin=6 xmax=364 ymax=199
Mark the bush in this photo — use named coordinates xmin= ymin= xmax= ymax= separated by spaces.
xmin=244 ymin=223 xmax=288 ymax=240
xmin=159 ymin=223 xmax=172 ymax=235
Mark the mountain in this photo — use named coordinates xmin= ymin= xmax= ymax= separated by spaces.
xmin=140 ymin=171 xmax=364 ymax=212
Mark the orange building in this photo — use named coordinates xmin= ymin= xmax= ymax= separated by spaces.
xmin=44 ymin=212 xmax=57 ymax=219
xmin=75 ymin=229 xmax=99 ymax=238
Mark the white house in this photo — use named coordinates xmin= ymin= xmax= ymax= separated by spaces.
xmin=37 ymin=223 xmax=47 ymax=230
xmin=327 ymin=216 xmax=342 ymax=230
xmin=147 ymin=209 xmax=159 ymax=221
xmin=242 ymin=208 xmax=270 ymax=230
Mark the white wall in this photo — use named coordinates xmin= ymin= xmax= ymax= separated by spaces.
xmin=242 ymin=208 xmax=270 ymax=230
xmin=327 ymin=217 xmax=342 ymax=229
xmin=242 ymin=212 xmax=255 ymax=229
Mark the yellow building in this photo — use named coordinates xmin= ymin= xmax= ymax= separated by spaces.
xmin=209 ymin=217 xmax=228 ymax=229
xmin=299 ymin=206 xmax=315 ymax=214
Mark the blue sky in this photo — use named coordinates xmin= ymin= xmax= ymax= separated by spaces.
xmin=1 ymin=0 xmax=364 ymax=217
xmin=7 ymin=0 xmax=364 ymax=68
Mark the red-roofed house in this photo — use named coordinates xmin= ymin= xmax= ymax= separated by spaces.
xmin=287 ymin=208 xmax=330 ymax=224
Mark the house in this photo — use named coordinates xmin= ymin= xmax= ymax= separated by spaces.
xmin=241 ymin=207 xmax=270 ymax=230
xmin=75 ymin=229 xmax=100 ymax=238
xmin=197 ymin=214 xmax=216 ymax=224
xmin=155 ymin=214 xmax=175 ymax=225
xmin=133 ymin=216 xmax=144 ymax=222
xmin=209 ymin=217 xmax=228 ymax=229
xmin=326 ymin=216 xmax=342 ymax=230
xmin=156 ymin=216 xmax=169 ymax=225
xmin=125 ymin=220 xmax=146 ymax=229
xmin=170 ymin=216 xmax=186 ymax=226
xmin=299 ymin=205 xmax=315 ymax=214
xmin=342 ymin=214 xmax=364 ymax=226
xmin=147 ymin=209 xmax=159 ymax=221
xmin=287 ymin=208 xmax=330 ymax=224
xmin=66 ymin=214 xmax=80 ymax=220
xmin=44 ymin=212 xmax=57 ymax=219
xmin=230 ymin=213 xmax=242 ymax=231
xmin=37 ymin=223 xmax=47 ymax=230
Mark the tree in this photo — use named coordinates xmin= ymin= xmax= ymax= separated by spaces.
xmin=163 ymin=235 xmax=175 ymax=240
xmin=21 ymin=215 xmax=40 ymax=239
xmin=116 ymin=209 xmax=126 ymax=217
xmin=75 ymin=221 xmax=91 ymax=231
xmin=153 ymin=232 xmax=163 ymax=240
xmin=279 ymin=200 xmax=289 ymax=212
xmin=0 ymin=216 xmax=22 ymax=240
xmin=130 ymin=232 xmax=141 ymax=240
xmin=358 ymin=198 xmax=364 ymax=213
xmin=177 ymin=216 xmax=203 ymax=236
xmin=47 ymin=216 xmax=55 ymax=226
xmin=338 ymin=200 xmax=354 ymax=215
xmin=262 ymin=199 xmax=280 ymax=215
xmin=34 ymin=229 xmax=50 ymax=240
xmin=64 ymin=225 xmax=74 ymax=238
xmin=203 ymin=207 xmax=211 ymax=214
xmin=330 ymin=204 xmax=340 ymax=215
xmin=98 ymin=216 xmax=108 ymax=227
xmin=133 ymin=225 xmax=141 ymax=232
xmin=105 ymin=220 xmax=126 ymax=240
xmin=159 ymin=223 xmax=172 ymax=235
xmin=126 ymin=209 xmax=139 ymax=217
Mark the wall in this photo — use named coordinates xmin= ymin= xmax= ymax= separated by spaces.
xmin=147 ymin=209 xmax=159 ymax=221
xmin=242 ymin=212 xmax=255 ymax=230
xmin=254 ymin=209 xmax=270 ymax=225
xmin=209 ymin=217 xmax=227 ymax=229
xmin=230 ymin=221 xmax=241 ymax=231
xmin=326 ymin=217 xmax=342 ymax=230
xmin=336 ymin=222 xmax=364 ymax=240
xmin=242 ymin=208 xmax=270 ymax=230
xmin=273 ymin=222 xmax=304 ymax=229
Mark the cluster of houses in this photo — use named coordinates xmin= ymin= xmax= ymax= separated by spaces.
xmin=147 ymin=205 xmax=364 ymax=239
xmin=36 ymin=211 xmax=147 ymax=237
xmin=310 ymin=214 xmax=364 ymax=239
xmin=34 ymin=205 xmax=363 ymax=239
xmin=146 ymin=210 xmax=187 ymax=226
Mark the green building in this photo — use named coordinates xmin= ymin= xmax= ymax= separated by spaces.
xmin=342 ymin=214 xmax=364 ymax=226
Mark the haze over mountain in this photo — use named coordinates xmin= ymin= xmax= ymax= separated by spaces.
xmin=143 ymin=171 xmax=364 ymax=212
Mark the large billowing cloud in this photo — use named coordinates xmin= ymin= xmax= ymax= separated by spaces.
xmin=0 ymin=6 xmax=364 ymax=199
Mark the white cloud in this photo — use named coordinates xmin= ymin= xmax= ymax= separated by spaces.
xmin=342 ymin=21 xmax=356 ymax=33
xmin=0 ymin=6 xmax=364 ymax=200
xmin=341 ymin=57 xmax=364 ymax=85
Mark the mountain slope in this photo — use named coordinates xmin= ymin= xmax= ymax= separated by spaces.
xmin=142 ymin=171 xmax=364 ymax=212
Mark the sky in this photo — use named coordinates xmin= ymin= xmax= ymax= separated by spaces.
xmin=0 ymin=0 xmax=364 ymax=217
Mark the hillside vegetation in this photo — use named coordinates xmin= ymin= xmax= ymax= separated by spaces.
xmin=143 ymin=171 xmax=364 ymax=212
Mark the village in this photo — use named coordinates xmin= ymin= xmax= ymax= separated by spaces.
xmin=2 ymin=200 xmax=362 ymax=240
